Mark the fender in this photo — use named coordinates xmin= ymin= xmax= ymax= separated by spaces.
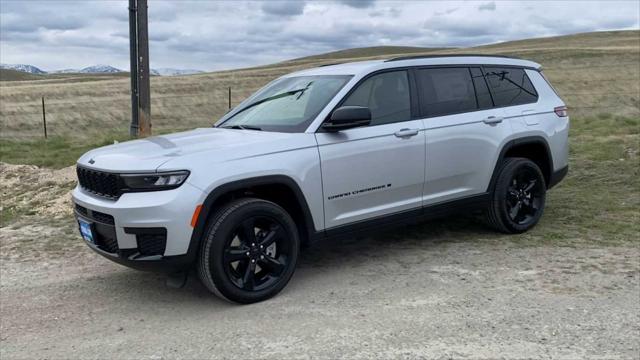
xmin=486 ymin=135 xmax=554 ymax=192
xmin=184 ymin=175 xmax=318 ymax=263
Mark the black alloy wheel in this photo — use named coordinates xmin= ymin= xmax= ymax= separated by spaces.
xmin=486 ymin=157 xmax=547 ymax=233
xmin=197 ymin=198 xmax=300 ymax=304
xmin=505 ymin=166 xmax=545 ymax=226
xmin=223 ymin=216 xmax=292 ymax=291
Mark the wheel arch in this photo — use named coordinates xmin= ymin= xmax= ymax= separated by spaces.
xmin=186 ymin=175 xmax=318 ymax=263
xmin=487 ymin=136 xmax=553 ymax=192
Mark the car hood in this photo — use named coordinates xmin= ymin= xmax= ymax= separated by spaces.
xmin=77 ymin=128 xmax=315 ymax=172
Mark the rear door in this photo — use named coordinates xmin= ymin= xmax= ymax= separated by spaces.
xmin=316 ymin=70 xmax=426 ymax=229
xmin=416 ymin=66 xmax=512 ymax=205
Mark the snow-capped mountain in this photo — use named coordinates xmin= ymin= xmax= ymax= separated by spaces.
xmin=79 ymin=65 xmax=123 ymax=74
xmin=0 ymin=64 xmax=46 ymax=74
xmin=2 ymin=63 xmax=204 ymax=76
xmin=151 ymin=68 xmax=203 ymax=76
xmin=50 ymin=69 xmax=81 ymax=74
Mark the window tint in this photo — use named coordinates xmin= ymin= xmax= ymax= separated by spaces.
xmin=484 ymin=67 xmax=538 ymax=107
xmin=470 ymin=67 xmax=493 ymax=109
xmin=342 ymin=71 xmax=411 ymax=126
xmin=416 ymin=68 xmax=478 ymax=117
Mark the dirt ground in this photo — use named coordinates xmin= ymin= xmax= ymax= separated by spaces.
xmin=1 ymin=216 xmax=638 ymax=359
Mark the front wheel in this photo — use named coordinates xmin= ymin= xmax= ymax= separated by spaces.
xmin=485 ymin=158 xmax=546 ymax=233
xmin=197 ymin=198 xmax=300 ymax=304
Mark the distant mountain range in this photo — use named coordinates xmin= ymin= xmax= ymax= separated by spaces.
xmin=151 ymin=68 xmax=204 ymax=76
xmin=0 ymin=64 xmax=47 ymax=74
xmin=0 ymin=63 xmax=203 ymax=76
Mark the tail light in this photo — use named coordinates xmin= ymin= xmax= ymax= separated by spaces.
xmin=554 ymin=106 xmax=568 ymax=117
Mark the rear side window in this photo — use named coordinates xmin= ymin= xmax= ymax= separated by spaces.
xmin=484 ymin=67 xmax=538 ymax=107
xmin=470 ymin=67 xmax=493 ymax=110
xmin=342 ymin=70 xmax=411 ymax=126
xmin=416 ymin=67 xmax=478 ymax=117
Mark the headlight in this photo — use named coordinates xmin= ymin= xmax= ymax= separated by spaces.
xmin=121 ymin=171 xmax=190 ymax=191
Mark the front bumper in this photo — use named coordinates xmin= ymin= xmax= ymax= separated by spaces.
xmin=72 ymin=182 xmax=206 ymax=272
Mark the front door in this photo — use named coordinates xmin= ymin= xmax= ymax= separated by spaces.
xmin=315 ymin=70 xmax=426 ymax=229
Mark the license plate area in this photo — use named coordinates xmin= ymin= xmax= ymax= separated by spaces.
xmin=78 ymin=218 xmax=94 ymax=244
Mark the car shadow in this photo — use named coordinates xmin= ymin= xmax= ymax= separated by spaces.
xmin=86 ymin=215 xmax=495 ymax=308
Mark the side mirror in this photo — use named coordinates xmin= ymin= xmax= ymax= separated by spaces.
xmin=322 ymin=106 xmax=371 ymax=132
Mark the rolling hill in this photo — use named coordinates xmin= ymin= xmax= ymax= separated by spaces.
xmin=0 ymin=69 xmax=45 ymax=81
xmin=291 ymin=45 xmax=452 ymax=61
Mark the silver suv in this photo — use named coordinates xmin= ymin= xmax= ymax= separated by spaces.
xmin=73 ymin=55 xmax=569 ymax=303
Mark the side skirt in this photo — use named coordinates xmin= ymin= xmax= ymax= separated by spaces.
xmin=320 ymin=193 xmax=490 ymax=240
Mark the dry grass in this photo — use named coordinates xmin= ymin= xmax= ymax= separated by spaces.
xmin=1 ymin=30 xmax=638 ymax=140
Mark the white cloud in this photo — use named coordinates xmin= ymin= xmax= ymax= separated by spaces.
xmin=0 ymin=0 xmax=638 ymax=72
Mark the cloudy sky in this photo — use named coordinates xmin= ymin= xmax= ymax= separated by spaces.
xmin=1 ymin=0 xmax=638 ymax=72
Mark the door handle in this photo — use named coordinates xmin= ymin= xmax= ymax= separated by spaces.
xmin=394 ymin=128 xmax=419 ymax=138
xmin=483 ymin=116 xmax=503 ymax=125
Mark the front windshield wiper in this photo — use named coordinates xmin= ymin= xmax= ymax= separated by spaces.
xmin=224 ymin=82 xmax=313 ymax=120
xmin=221 ymin=124 xmax=263 ymax=131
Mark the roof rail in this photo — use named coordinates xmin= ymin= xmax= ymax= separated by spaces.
xmin=318 ymin=62 xmax=344 ymax=67
xmin=385 ymin=54 xmax=521 ymax=62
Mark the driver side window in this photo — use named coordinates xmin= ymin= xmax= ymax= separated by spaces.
xmin=342 ymin=71 xmax=411 ymax=126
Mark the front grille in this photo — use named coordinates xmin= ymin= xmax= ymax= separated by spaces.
xmin=92 ymin=210 xmax=115 ymax=225
xmin=75 ymin=204 xmax=118 ymax=253
xmin=75 ymin=204 xmax=115 ymax=225
xmin=125 ymin=228 xmax=167 ymax=256
xmin=75 ymin=204 xmax=89 ymax=216
xmin=77 ymin=166 xmax=122 ymax=199
xmin=137 ymin=233 xmax=167 ymax=256
xmin=95 ymin=227 xmax=119 ymax=253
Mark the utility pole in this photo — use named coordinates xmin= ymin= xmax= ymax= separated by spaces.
xmin=128 ymin=0 xmax=138 ymax=137
xmin=128 ymin=0 xmax=151 ymax=137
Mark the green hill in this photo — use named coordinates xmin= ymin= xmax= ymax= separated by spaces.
xmin=0 ymin=69 xmax=44 ymax=81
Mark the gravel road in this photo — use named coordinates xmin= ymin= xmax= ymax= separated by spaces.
xmin=1 ymin=219 xmax=639 ymax=359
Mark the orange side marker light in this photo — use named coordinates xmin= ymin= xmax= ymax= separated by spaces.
xmin=191 ymin=204 xmax=203 ymax=228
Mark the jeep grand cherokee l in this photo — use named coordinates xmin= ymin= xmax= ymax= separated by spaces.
xmin=73 ymin=55 xmax=569 ymax=303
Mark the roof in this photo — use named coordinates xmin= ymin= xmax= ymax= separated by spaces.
xmin=286 ymin=56 xmax=541 ymax=78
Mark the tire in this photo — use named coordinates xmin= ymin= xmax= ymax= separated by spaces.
xmin=485 ymin=157 xmax=546 ymax=234
xmin=197 ymin=198 xmax=300 ymax=304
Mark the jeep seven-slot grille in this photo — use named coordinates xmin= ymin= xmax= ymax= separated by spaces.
xmin=77 ymin=167 xmax=122 ymax=199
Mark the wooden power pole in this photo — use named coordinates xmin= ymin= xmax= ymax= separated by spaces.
xmin=128 ymin=0 xmax=151 ymax=137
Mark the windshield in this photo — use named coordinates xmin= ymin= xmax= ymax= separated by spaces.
xmin=218 ymin=75 xmax=352 ymax=132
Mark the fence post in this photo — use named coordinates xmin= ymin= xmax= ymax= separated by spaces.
xmin=228 ymin=87 xmax=231 ymax=110
xmin=41 ymin=96 xmax=47 ymax=139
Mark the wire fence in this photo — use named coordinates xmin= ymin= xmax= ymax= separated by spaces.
xmin=1 ymin=64 xmax=639 ymax=140
xmin=0 ymin=84 xmax=249 ymax=140
xmin=2 ymin=93 xmax=637 ymax=141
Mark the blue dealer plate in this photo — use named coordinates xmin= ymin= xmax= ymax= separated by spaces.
xmin=78 ymin=218 xmax=94 ymax=244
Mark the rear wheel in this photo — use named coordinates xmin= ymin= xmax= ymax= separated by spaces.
xmin=486 ymin=158 xmax=546 ymax=233
xmin=197 ymin=198 xmax=299 ymax=304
